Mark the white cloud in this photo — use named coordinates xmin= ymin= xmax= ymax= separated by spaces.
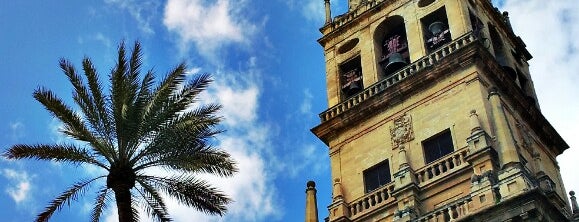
xmin=1 ymin=169 xmax=32 ymax=204
xmin=150 ymin=57 xmax=280 ymax=221
xmin=94 ymin=32 xmax=113 ymax=49
xmin=9 ymin=121 xmax=25 ymax=141
xmin=213 ymin=83 xmax=259 ymax=127
xmin=300 ymin=89 xmax=314 ymax=114
xmin=500 ymin=0 xmax=579 ymax=197
xmin=284 ymin=0 xmax=342 ymax=24
xmin=185 ymin=67 xmax=202 ymax=76
xmin=105 ymin=0 xmax=160 ymax=34
xmin=163 ymin=0 xmax=257 ymax=61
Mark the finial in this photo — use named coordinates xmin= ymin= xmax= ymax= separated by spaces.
xmin=488 ymin=87 xmax=499 ymax=99
xmin=469 ymin=110 xmax=482 ymax=135
xmin=571 ymin=190 xmax=578 ymax=214
xmin=307 ymin=180 xmax=316 ymax=189
xmin=324 ymin=0 xmax=332 ymax=25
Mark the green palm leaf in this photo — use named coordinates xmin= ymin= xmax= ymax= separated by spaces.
xmin=3 ymin=41 xmax=236 ymax=222
xmin=36 ymin=177 xmax=105 ymax=222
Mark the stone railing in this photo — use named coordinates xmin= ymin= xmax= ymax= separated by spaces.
xmin=415 ymin=147 xmax=469 ymax=184
xmin=415 ymin=196 xmax=473 ymax=222
xmin=348 ymin=182 xmax=396 ymax=219
xmin=319 ymin=32 xmax=478 ymax=122
xmin=330 ymin=0 xmax=392 ymax=30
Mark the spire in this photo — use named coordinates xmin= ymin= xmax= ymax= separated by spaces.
xmin=324 ymin=0 xmax=332 ymax=24
xmin=305 ymin=181 xmax=319 ymax=222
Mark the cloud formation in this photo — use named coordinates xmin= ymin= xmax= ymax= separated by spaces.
xmin=163 ymin=0 xmax=257 ymax=61
xmin=1 ymin=169 xmax=32 ymax=204
xmin=9 ymin=121 xmax=25 ymax=141
xmin=105 ymin=0 xmax=160 ymax=34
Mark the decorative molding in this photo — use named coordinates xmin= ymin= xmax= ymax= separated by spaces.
xmin=390 ymin=113 xmax=414 ymax=149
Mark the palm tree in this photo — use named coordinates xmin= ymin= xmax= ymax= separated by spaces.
xmin=2 ymin=42 xmax=237 ymax=222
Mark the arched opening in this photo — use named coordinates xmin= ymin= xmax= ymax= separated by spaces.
xmin=339 ymin=55 xmax=363 ymax=99
xmin=489 ymin=24 xmax=517 ymax=79
xmin=421 ymin=7 xmax=452 ymax=52
xmin=374 ymin=15 xmax=409 ymax=79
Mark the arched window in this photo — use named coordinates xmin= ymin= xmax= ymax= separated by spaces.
xmin=421 ymin=7 xmax=452 ymax=52
xmin=340 ymin=55 xmax=363 ymax=99
xmin=374 ymin=15 xmax=409 ymax=78
xmin=489 ymin=24 xmax=517 ymax=79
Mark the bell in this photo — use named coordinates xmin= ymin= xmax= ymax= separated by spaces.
xmin=349 ymin=81 xmax=361 ymax=91
xmin=429 ymin=21 xmax=445 ymax=36
xmin=384 ymin=53 xmax=407 ymax=75
xmin=502 ymin=66 xmax=517 ymax=80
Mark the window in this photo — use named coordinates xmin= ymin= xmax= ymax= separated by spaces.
xmin=363 ymin=159 xmax=391 ymax=193
xmin=423 ymin=129 xmax=454 ymax=164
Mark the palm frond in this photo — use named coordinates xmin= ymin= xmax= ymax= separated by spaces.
xmin=91 ymin=186 xmax=111 ymax=222
xmin=82 ymin=57 xmax=114 ymax=140
xmin=36 ymin=176 xmax=105 ymax=222
xmin=139 ymin=63 xmax=187 ymax=134
xmin=131 ymin=200 xmax=141 ymax=222
xmin=110 ymin=41 xmax=131 ymax=156
xmin=135 ymin=144 xmax=236 ymax=177
xmin=60 ymin=59 xmax=101 ymax=138
xmin=136 ymin=177 xmax=172 ymax=222
xmin=3 ymin=144 xmax=107 ymax=168
xmin=33 ymin=88 xmax=117 ymax=162
xmin=143 ymin=175 xmax=231 ymax=216
xmin=130 ymin=103 xmax=222 ymax=165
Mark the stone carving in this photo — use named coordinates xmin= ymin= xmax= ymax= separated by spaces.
xmin=390 ymin=113 xmax=414 ymax=149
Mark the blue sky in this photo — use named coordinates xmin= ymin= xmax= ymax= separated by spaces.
xmin=0 ymin=0 xmax=578 ymax=221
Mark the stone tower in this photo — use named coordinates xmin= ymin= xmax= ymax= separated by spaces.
xmin=310 ymin=0 xmax=572 ymax=221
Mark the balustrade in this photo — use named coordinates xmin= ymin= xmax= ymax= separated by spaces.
xmin=319 ymin=32 xmax=478 ymax=122
xmin=416 ymin=196 xmax=473 ymax=222
xmin=347 ymin=182 xmax=395 ymax=218
xmin=415 ymin=148 xmax=469 ymax=184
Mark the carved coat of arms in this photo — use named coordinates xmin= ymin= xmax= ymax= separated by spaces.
xmin=390 ymin=114 xmax=414 ymax=148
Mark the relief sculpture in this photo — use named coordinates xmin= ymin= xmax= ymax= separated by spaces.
xmin=390 ymin=113 xmax=414 ymax=149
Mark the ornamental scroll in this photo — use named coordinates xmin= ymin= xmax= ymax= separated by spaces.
xmin=389 ymin=113 xmax=414 ymax=149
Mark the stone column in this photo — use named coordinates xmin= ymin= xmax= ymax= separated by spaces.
xmin=488 ymin=88 xmax=519 ymax=168
xmin=305 ymin=181 xmax=319 ymax=222
xmin=324 ymin=0 xmax=332 ymax=25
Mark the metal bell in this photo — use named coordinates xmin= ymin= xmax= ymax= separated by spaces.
xmin=429 ymin=21 xmax=445 ymax=35
xmin=384 ymin=53 xmax=407 ymax=75
xmin=349 ymin=81 xmax=361 ymax=90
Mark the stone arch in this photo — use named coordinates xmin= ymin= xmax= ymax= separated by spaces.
xmin=373 ymin=15 xmax=410 ymax=79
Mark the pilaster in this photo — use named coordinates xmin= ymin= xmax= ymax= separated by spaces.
xmin=328 ymin=179 xmax=350 ymax=222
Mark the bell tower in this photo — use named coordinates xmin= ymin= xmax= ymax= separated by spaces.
xmin=311 ymin=0 xmax=572 ymax=221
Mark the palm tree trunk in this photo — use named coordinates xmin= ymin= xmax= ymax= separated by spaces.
xmin=114 ymin=187 xmax=133 ymax=222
